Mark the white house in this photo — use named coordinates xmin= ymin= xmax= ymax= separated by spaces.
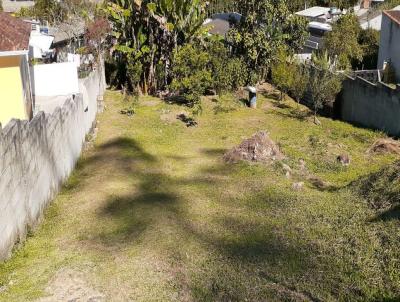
xmin=377 ymin=10 xmax=400 ymax=82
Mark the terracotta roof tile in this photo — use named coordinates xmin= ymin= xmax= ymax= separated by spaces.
xmin=384 ymin=10 xmax=400 ymax=26
xmin=0 ymin=12 xmax=31 ymax=52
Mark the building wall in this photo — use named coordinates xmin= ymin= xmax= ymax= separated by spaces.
xmin=31 ymin=62 xmax=80 ymax=97
xmin=338 ymin=75 xmax=400 ymax=136
xmin=0 ymin=56 xmax=27 ymax=127
xmin=0 ymin=69 xmax=105 ymax=260
xmin=378 ymin=13 xmax=400 ymax=83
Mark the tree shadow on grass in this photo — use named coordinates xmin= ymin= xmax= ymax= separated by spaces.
xmin=370 ymin=205 xmax=400 ymax=222
xmin=70 ymin=136 xmax=348 ymax=301
xmin=200 ymin=148 xmax=228 ymax=157
xmin=272 ymin=108 xmax=313 ymax=122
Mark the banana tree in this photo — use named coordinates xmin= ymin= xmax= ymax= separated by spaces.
xmin=106 ymin=0 xmax=207 ymax=94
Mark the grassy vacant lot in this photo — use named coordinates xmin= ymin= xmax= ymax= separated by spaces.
xmin=0 ymin=89 xmax=399 ymax=301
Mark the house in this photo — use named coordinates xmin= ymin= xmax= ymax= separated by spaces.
xmin=203 ymin=12 xmax=241 ymax=36
xmin=359 ymin=5 xmax=400 ymax=30
xmin=0 ymin=12 xmax=33 ymax=127
xmin=295 ymin=7 xmax=332 ymax=23
xmin=48 ymin=21 xmax=86 ymax=62
xmin=377 ymin=10 xmax=400 ymax=82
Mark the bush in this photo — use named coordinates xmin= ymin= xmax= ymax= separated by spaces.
xmin=126 ymin=59 xmax=143 ymax=93
xmin=170 ymin=44 xmax=212 ymax=106
xmin=271 ymin=49 xmax=295 ymax=101
xmin=207 ymin=39 xmax=247 ymax=94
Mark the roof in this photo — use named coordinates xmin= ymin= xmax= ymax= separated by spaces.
xmin=0 ymin=13 xmax=31 ymax=52
xmin=308 ymin=21 xmax=332 ymax=32
xmin=295 ymin=6 xmax=330 ymax=18
xmin=2 ymin=0 xmax=34 ymax=13
xmin=48 ymin=21 xmax=85 ymax=44
xmin=383 ymin=10 xmax=400 ymax=25
xmin=204 ymin=18 xmax=230 ymax=36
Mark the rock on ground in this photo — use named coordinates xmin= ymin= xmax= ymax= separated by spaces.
xmin=224 ymin=131 xmax=284 ymax=163
xmin=369 ymin=138 xmax=400 ymax=155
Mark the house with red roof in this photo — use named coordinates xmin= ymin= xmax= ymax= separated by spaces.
xmin=0 ymin=12 xmax=33 ymax=127
xmin=378 ymin=10 xmax=400 ymax=83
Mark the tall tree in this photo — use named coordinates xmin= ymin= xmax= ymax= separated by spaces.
xmin=107 ymin=0 xmax=206 ymax=94
xmin=309 ymin=52 xmax=343 ymax=123
xmin=271 ymin=48 xmax=296 ymax=101
xmin=358 ymin=28 xmax=380 ymax=70
xmin=226 ymin=0 xmax=308 ymax=84
xmin=323 ymin=13 xmax=363 ymax=70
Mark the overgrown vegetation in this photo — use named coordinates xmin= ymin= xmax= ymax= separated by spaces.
xmin=322 ymin=13 xmax=382 ymax=71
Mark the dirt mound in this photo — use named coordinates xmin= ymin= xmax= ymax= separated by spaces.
xmin=369 ymin=138 xmax=400 ymax=155
xmin=224 ymin=131 xmax=284 ymax=163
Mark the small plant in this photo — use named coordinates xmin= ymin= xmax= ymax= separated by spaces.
xmin=120 ymin=94 xmax=139 ymax=117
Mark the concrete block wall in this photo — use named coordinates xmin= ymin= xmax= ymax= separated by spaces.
xmin=338 ymin=75 xmax=400 ymax=137
xmin=0 ymin=69 xmax=105 ymax=260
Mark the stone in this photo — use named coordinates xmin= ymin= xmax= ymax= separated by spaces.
xmin=292 ymin=182 xmax=304 ymax=191
xmin=337 ymin=154 xmax=351 ymax=166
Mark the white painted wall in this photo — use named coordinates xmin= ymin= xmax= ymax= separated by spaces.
xmin=0 ymin=69 xmax=105 ymax=260
xmin=31 ymin=62 xmax=79 ymax=97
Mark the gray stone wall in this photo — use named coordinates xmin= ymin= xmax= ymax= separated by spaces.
xmin=339 ymin=75 xmax=400 ymax=136
xmin=0 ymin=69 xmax=105 ymax=260
xmin=378 ymin=13 xmax=400 ymax=83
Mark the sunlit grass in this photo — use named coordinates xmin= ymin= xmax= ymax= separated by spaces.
xmin=0 ymin=89 xmax=399 ymax=301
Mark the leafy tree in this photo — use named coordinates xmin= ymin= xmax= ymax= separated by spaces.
xmin=323 ymin=13 xmax=363 ymax=70
xmin=309 ymin=52 xmax=343 ymax=123
xmin=30 ymin=0 xmax=62 ymax=23
xmin=207 ymin=38 xmax=247 ymax=95
xmin=0 ymin=0 xmax=3 ymax=12
xmin=290 ymin=63 xmax=310 ymax=105
xmin=170 ymin=43 xmax=212 ymax=109
xmin=226 ymin=0 xmax=308 ymax=85
xmin=106 ymin=0 xmax=207 ymax=94
xmin=271 ymin=49 xmax=296 ymax=101
xmin=206 ymin=0 xmax=239 ymax=16
xmin=85 ymin=16 xmax=111 ymax=61
xmin=358 ymin=28 xmax=380 ymax=70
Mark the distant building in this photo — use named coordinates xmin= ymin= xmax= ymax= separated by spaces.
xmin=378 ymin=10 xmax=400 ymax=82
xmin=0 ymin=13 xmax=33 ymax=127
xmin=295 ymin=7 xmax=333 ymax=23
xmin=203 ymin=12 xmax=241 ymax=37
xmin=360 ymin=5 xmax=400 ymax=31
xmin=48 ymin=21 xmax=86 ymax=62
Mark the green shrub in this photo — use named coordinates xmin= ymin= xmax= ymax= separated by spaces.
xmin=207 ymin=39 xmax=247 ymax=94
xmin=170 ymin=44 xmax=212 ymax=106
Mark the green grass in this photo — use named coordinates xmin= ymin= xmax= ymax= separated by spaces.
xmin=0 ymin=90 xmax=399 ymax=301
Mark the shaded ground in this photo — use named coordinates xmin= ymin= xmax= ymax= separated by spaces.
xmin=1 ymin=91 xmax=400 ymax=301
